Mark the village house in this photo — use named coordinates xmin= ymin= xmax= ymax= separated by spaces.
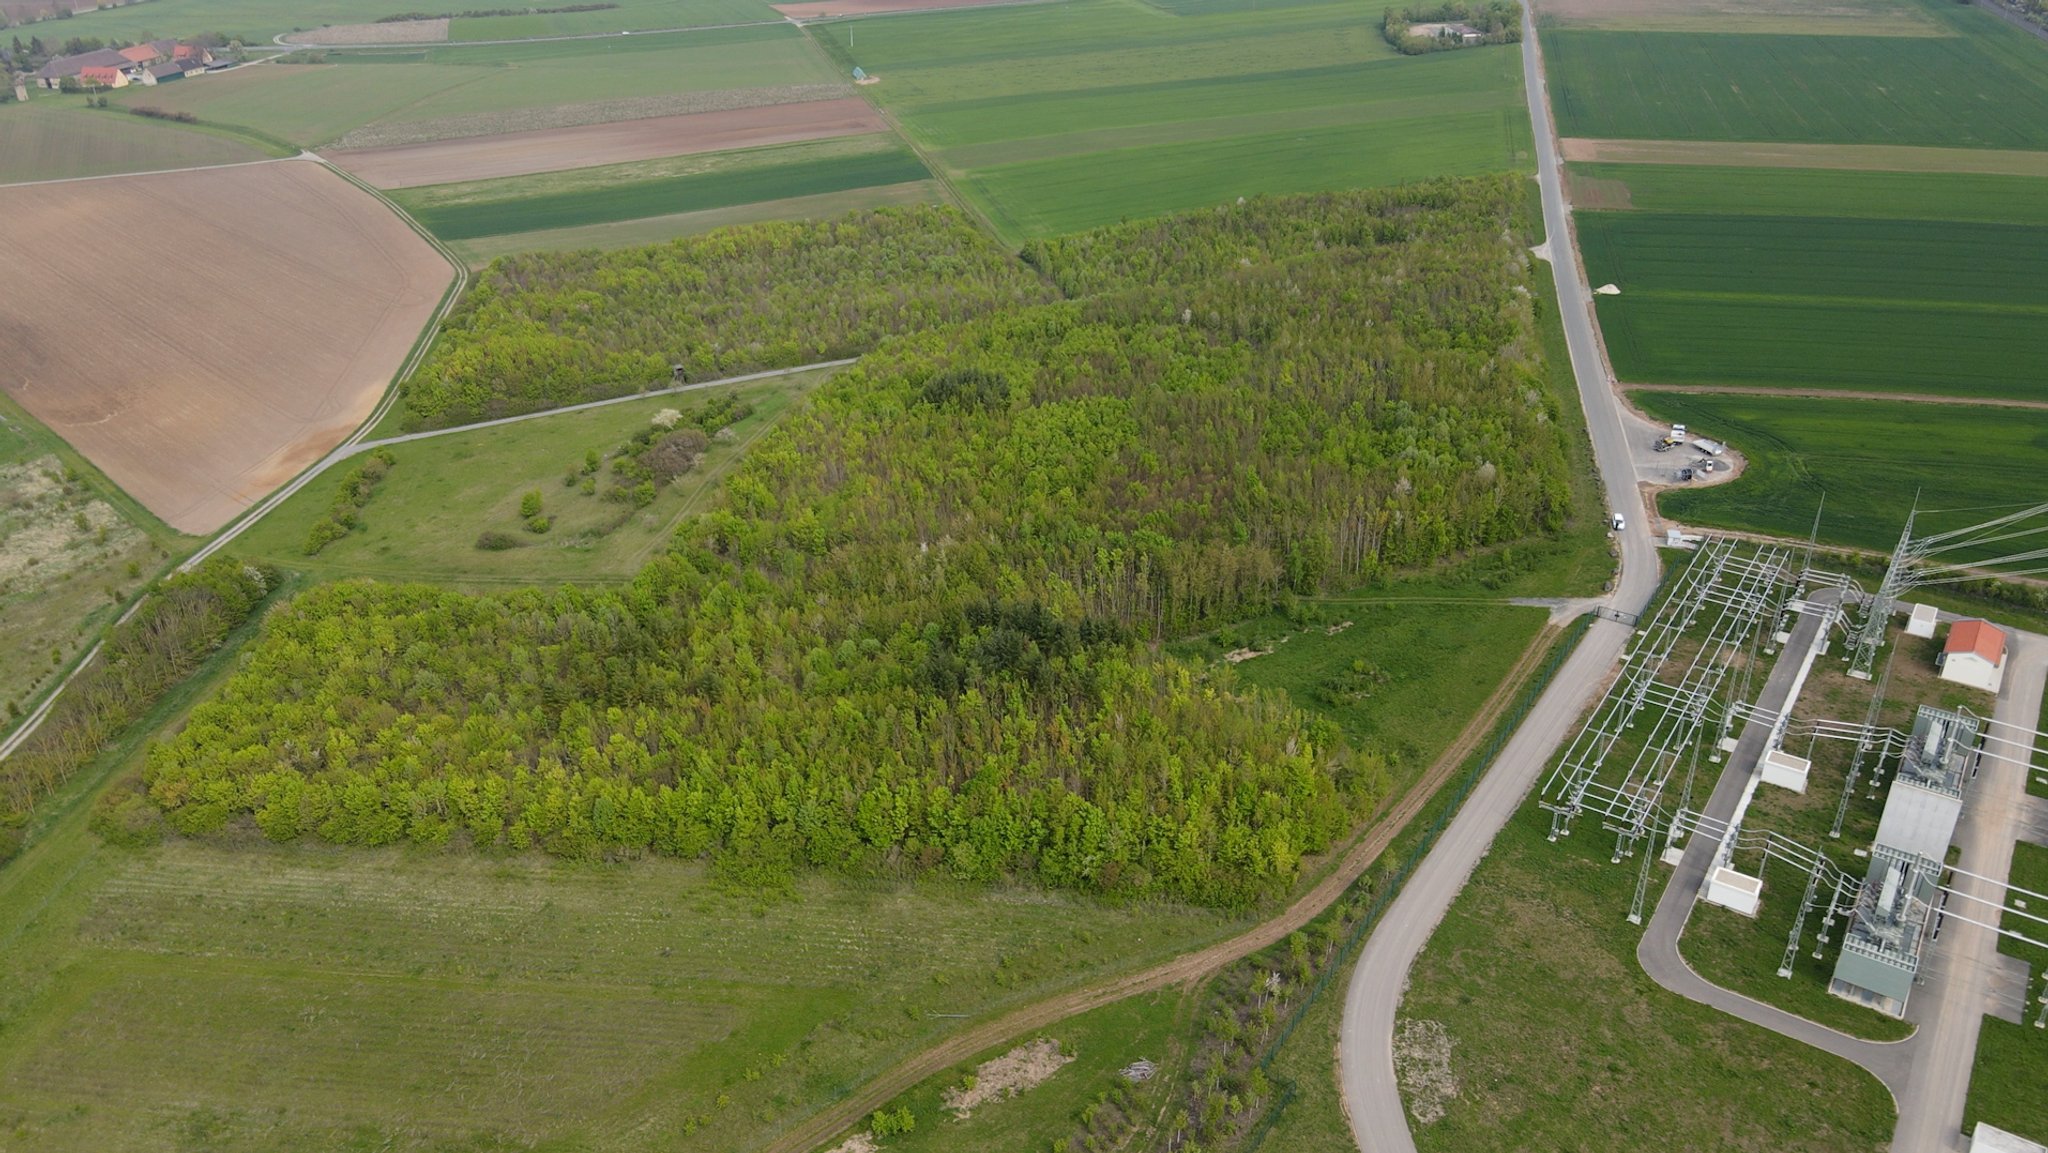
xmin=1936 ymin=617 xmax=2008 ymax=694
xmin=32 ymin=38 xmax=211 ymax=90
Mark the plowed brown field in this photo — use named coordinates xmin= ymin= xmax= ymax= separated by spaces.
xmin=327 ymin=98 xmax=887 ymax=189
xmin=0 ymin=160 xmax=452 ymax=534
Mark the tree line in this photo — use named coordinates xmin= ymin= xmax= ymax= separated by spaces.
xmin=144 ymin=178 xmax=1571 ymax=908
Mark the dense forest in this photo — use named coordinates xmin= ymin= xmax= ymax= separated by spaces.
xmin=403 ymin=206 xmax=1054 ymax=429
xmin=146 ymin=178 xmax=1573 ymax=907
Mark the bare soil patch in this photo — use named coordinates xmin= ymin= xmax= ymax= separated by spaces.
xmin=1566 ymin=171 xmax=1633 ymax=210
xmin=329 ymin=84 xmax=852 ymax=151
xmin=0 ymin=160 xmax=452 ymax=534
xmin=1561 ymin=137 xmax=2048 ymax=176
xmin=281 ymin=18 xmax=451 ymax=45
xmin=774 ymin=0 xmax=1024 ymax=18
xmin=941 ymin=1038 xmax=1074 ymax=1119
xmin=330 ymin=98 xmax=885 ymax=188
xmin=1393 ymin=1018 xmax=1457 ymax=1125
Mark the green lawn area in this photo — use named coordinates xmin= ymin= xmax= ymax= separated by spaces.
xmin=0 ymin=97 xmax=279 ymax=183
xmin=1546 ymin=0 xmax=2048 ymax=147
xmin=1569 ymin=163 xmax=2048 ymax=226
xmin=1397 ymin=801 xmax=1896 ymax=1151
xmin=1580 ymin=211 xmax=2048 ymax=403
xmin=228 ymin=370 xmax=835 ymax=583
xmin=1967 ymin=1017 xmax=2048 ymax=1146
xmin=1629 ymin=391 xmax=2048 ymax=558
xmin=399 ymin=142 xmax=929 ymax=239
xmin=109 ymin=25 xmax=834 ymax=149
xmin=810 ymin=0 xmax=1528 ymax=241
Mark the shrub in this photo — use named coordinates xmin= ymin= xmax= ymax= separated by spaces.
xmin=519 ymin=489 xmax=544 ymax=518
xmin=474 ymin=530 xmax=519 ymax=550
xmin=525 ymin=515 xmax=552 ymax=535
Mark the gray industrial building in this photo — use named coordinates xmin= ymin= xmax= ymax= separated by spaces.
xmin=1829 ymin=844 xmax=1943 ymax=1017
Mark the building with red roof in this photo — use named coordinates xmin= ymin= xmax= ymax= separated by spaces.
xmin=1938 ymin=618 xmax=2007 ymax=694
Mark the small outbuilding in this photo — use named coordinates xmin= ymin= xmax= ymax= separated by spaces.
xmin=1905 ymin=602 xmax=1940 ymax=639
xmin=1938 ymin=618 xmax=2007 ymax=694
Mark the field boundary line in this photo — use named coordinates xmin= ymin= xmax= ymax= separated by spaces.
xmin=1626 ymin=381 xmax=2048 ymax=412
xmin=754 ymin=616 xmax=1582 ymax=1153
xmin=276 ymin=18 xmax=790 ymax=50
xmin=0 ymin=153 xmax=292 ymax=190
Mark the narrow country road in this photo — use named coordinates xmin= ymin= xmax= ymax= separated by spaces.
xmin=1333 ymin=4 xmax=1663 ymax=1149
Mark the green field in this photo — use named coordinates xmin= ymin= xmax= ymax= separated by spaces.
xmin=812 ymin=0 xmax=1529 ymax=241
xmin=109 ymin=25 xmax=835 ymax=148
xmin=1581 ymin=211 xmax=2048 ymax=403
xmin=1569 ymin=163 xmax=2048 ymax=225
xmin=29 ymin=0 xmax=770 ymax=42
xmin=1546 ymin=2 xmax=2048 ymax=147
xmin=445 ymin=179 xmax=942 ymax=264
xmin=401 ymin=145 xmax=929 ymax=238
xmin=0 ymin=98 xmax=278 ymax=184
xmin=1397 ymin=799 xmax=1896 ymax=1151
xmin=1630 ymin=391 xmax=2048 ymax=556
xmin=229 ymin=371 xmax=832 ymax=582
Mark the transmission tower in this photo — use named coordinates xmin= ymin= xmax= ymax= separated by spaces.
xmin=1849 ymin=508 xmax=1916 ymax=680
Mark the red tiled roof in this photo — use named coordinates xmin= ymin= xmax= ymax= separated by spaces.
xmin=78 ymin=66 xmax=124 ymax=83
xmin=118 ymin=44 xmax=157 ymax=63
xmin=1945 ymin=619 xmax=2006 ymax=664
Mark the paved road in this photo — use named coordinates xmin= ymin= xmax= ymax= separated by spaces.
xmin=1333 ymin=6 xmax=1663 ymax=1150
xmin=1633 ymin=596 xmax=1920 ymax=1097
xmin=1895 ymin=628 xmax=2047 ymax=1151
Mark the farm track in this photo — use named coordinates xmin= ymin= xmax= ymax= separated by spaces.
xmin=756 ymin=619 xmax=1567 ymax=1153
xmin=1626 ymin=381 xmax=2048 ymax=411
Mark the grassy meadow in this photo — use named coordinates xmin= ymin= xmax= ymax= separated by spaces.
xmin=229 ymin=370 xmax=834 ymax=583
xmin=1630 ymin=391 xmax=2048 ymax=555
xmin=0 ymin=98 xmax=280 ymax=184
xmin=1545 ymin=0 xmax=2048 ymax=147
xmin=1397 ymin=799 xmax=1896 ymax=1151
xmin=810 ymin=0 xmax=1529 ymax=241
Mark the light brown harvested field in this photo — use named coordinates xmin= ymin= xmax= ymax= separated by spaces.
xmin=281 ymin=18 xmax=451 ymax=45
xmin=773 ymin=0 xmax=1025 ymax=18
xmin=0 ymin=160 xmax=451 ymax=535
xmin=1537 ymin=0 xmax=1942 ymax=33
xmin=329 ymin=98 xmax=886 ymax=188
xmin=1561 ymin=137 xmax=2048 ymax=175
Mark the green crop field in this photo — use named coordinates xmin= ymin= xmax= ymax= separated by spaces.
xmin=32 ymin=0 xmax=769 ymax=43
xmin=1630 ymin=391 xmax=2048 ymax=556
xmin=0 ymin=98 xmax=278 ymax=183
xmin=230 ymin=370 xmax=832 ymax=583
xmin=401 ymin=144 xmax=929 ymax=238
xmin=809 ymin=0 xmax=1528 ymax=241
xmin=1546 ymin=1 xmax=2048 ymax=147
xmin=109 ymin=25 xmax=834 ymax=148
xmin=1569 ymin=163 xmax=2048 ymax=226
xmin=1581 ymin=212 xmax=2048 ymax=403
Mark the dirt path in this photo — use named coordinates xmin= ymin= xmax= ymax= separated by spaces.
xmin=1625 ymin=381 xmax=2048 ymax=412
xmin=757 ymin=620 xmax=1567 ymax=1153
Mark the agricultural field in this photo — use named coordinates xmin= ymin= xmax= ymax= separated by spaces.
xmin=0 ymin=159 xmax=452 ymax=534
xmin=1545 ymin=0 xmax=2048 ymax=147
xmin=1578 ymin=210 xmax=2048 ymax=403
xmin=1538 ymin=0 xmax=1949 ymax=34
xmin=1567 ymin=162 xmax=2048 ymax=224
xmin=228 ymin=370 xmax=835 ymax=583
xmin=16 ymin=0 xmax=771 ymax=45
xmin=108 ymin=25 xmax=840 ymax=150
xmin=812 ymin=0 xmax=1530 ymax=240
xmin=1630 ymin=391 xmax=2047 ymax=556
xmin=396 ymin=137 xmax=929 ymax=239
xmin=0 ymin=99 xmax=279 ymax=185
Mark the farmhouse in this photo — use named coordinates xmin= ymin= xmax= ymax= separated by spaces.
xmin=1937 ymin=618 xmax=2007 ymax=693
xmin=32 ymin=39 xmax=211 ymax=89
xmin=1410 ymin=20 xmax=1484 ymax=42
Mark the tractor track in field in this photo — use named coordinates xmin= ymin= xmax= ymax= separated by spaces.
xmin=757 ymin=619 xmax=1567 ymax=1153
xmin=1625 ymin=381 xmax=2048 ymax=411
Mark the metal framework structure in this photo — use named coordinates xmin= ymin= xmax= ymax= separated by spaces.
xmin=1849 ymin=500 xmax=2048 ymax=679
xmin=1540 ymin=539 xmax=1790 ymax=864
